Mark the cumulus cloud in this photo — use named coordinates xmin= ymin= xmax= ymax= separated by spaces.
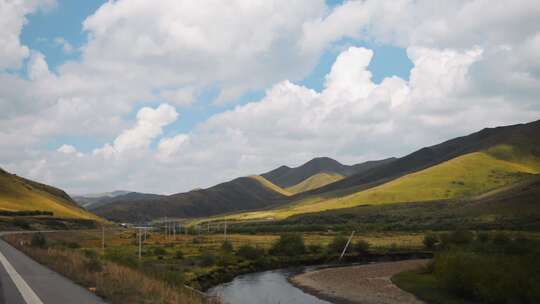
xmin=1 ymin=0 xmax=539 ymax=194
xmin=93 ymin=104 xmax=178 ymax=158
xmin=0 ymin=0 xmax=56 ymax=70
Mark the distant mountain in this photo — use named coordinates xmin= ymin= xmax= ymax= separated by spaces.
xmin=306 ymin=119 xmax=540 ymax=196
xmin=74 ymin=190 xmax=131 ymax=209
xmin=93 ymin=176 xmax=289 ymax=222
xmin=92 ymin=157 xmax=395 ymax=222
xmin=262 ymin=157 xmax=396 ymax=188
xmin=0 ymin=167 xmax=102 ymax=221
xmin=215 ymin=119 xmax=540 ymax=221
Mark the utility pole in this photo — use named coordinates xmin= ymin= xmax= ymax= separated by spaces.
xmin=101 ymin=225 xmax=105 ymax=253
xmin=138 ymin=228 xmax=142 ymax=260
xmin=173 ymin=222 xmax=176 ymax=240
xmin=224 ymin=221 xmax=228 ymax=240
xmin=339 ymin=231 xmax=355 ymax=261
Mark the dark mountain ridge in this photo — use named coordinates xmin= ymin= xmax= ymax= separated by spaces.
xmin=262 ymin=156 xmax=396 ymax=188
xmin=303 ymin=119 xmax=540 ymax=196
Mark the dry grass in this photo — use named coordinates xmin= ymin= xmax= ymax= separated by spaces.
xmin=3 ymin=234 xmax=220 ymax=304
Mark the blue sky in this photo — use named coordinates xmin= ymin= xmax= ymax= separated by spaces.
xmin=5 ymin=0 xmax=535 ymax=194
xmin=22 ymin=0 xmax=413 ymax=154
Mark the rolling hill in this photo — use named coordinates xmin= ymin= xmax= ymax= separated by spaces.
xmin=262 ymin=157 xmax=395 ymax=188
xmin=93 ymin=176 xmax=290 ymax=222
xmin=0 ymin=167 xmax=103 ymax=221
xmin=214 ymin=119 xmax=540 ymax=222
xmin=92 ymin=157 xmax=395 ymax=222
xmin=286 ymin=172 xmax=344 ymax=194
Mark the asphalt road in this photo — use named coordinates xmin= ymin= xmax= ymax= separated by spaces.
xmin=0 ymin=239 xmax=107 ymax=304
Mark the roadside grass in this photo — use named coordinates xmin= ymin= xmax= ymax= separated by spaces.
xmin=5 ymin=229 xmax=426 ymax=291
xmin=285 ymin=172 xmax=344 ymax=194
xmin=218 ymin=150 xmax=540 ymax=221
xmin=3 ymin=233 xmax=219 ymax=304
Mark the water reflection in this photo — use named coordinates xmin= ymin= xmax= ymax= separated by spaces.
xmin=208 ymin=268 xmax=332 ymax=304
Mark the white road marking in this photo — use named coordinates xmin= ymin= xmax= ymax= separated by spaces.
xmin=0 ymin=249 xmax=44 ymax=304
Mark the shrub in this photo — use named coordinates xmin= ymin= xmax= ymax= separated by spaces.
xmin=199 ymin=251 xmax=216 ymax=267
xmin=236 ymin=244 xmax=264 ymax=260
xmin=31 ymin=233 xmax=47 ymax=248
xmin=153 ymin=247 xmax=167 ymax=256
xmin=84 ymin=256 xmax=103 ymax=273
xmin=174 ymin=250 xmax=184 ymax=259
xmin=423 ymin=233 xmax=439 ymax=249
xmin=354 ymin=239 xmax=370 ymax=254
xmin=477 ymin=232 xmax=490 ymax=243
xmin=221 ymin=240 xmax=233 ymax=253
xmin=327 ymin=235 xmax=348 ymax=254
xmin=449 ymin=229 xmax=474 ymax=245
xmin=307 ymin=244 xmax=323 ymax=254
xmin=270 ymin=233 xmax=306 ymax=256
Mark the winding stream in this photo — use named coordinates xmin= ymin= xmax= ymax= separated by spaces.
xmin=208 ymin=267 xmax=332 ymax=304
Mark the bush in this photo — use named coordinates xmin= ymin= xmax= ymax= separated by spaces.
xmin=221 ymin=240 xmax=233 ymax=253
xmin=307 ymin=244 xmax=323 ymax=254
xmin=174 ymin=250 xmax=184 ymax=259
xmin=199 ymin=251 xmax=216 ymax=267
xmin=423 ymin=233 xmax=439 ymax=249
xmin=354 ymin=239 xmax=370 ymax=254
xmin=237 ymin=244 xmax=264 ymax=260
xmin=434 ymin=250 xmax=540 ymax=303
xmin=153 ymin=247 xmax=167 ymax=256
xmin=477 ymin=232 xmax=490 ymax=243
xmin=84 ymin=256 xmax=103 ymax=273
xmin=31 ymin=233 xmax=47 ymax=248
xmin=449 ymin=229 xmax=474 ymax=245
xmin=270 ymin=233 xmax=306 ymax=256
xmin=327 ymin=235 xmax=348 ymax=254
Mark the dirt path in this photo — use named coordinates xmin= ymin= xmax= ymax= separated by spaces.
xmin=291 ymin=259 xmax=429 ymax=304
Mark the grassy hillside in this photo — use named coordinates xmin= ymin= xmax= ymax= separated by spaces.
xmin=0 ymin=168 xmax=103 ymax=221
xmin=261 ymin=157 xmax=395 ymax=188
xmin=221 ymin=147 xmax=540 ymax=221
xmin=305 ymin=120 xmax=540 ymax=197
xmin=286 ymin=172 xmax=344 ymax=194
xmin=94 ymin=176 xmax=290 ymax=222
xmin=249 ymin=175 xmax=291 ymax=196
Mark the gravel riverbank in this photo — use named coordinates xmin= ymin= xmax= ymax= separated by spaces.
xmin=291 ymin=259 xmax=429 ymax=304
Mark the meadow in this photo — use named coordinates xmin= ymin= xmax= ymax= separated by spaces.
xmin=3 ymin=228 xmax=427 ymax=293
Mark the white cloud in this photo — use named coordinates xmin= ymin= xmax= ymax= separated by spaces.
xmin=157 ymin=134 xmax=189 ymax=160
xmin=0 ymin=0 xmax=56 ymax=70
xmin=94 ymin=103 xmax=178 ymax=157
xmin=57 ymin=144 xmax=76 ymax=154
xmin=53 ymin=37 xmax=74 ymax=54
xmin=1 ymin=0 xmax=540 ymax=194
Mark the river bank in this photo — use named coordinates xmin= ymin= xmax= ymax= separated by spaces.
xmin=291 ymin=259 xmax=430 ymax=304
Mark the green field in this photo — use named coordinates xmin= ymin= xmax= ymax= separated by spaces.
xmin=286 ymin=172 xmax=344 ymax=194
xmin=218 ymin=148 xmax=540 ymax=221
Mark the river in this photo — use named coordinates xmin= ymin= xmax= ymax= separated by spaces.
xmin=207 ymin=267 xmax=332 ymax=304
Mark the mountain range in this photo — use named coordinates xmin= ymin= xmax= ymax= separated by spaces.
xmin=1 ymin=119 xmax=538 ymax=226
xmin=89 ymin=157 xmax=395 ymax=222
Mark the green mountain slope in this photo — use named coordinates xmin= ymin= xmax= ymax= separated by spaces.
xmin=304 ymin=120 xmax=540 ymax=198
xmin=286 ymin=172 xmax=344 ymax=194
xmin=0 ymin=168 xmax=103 ymax=221
xmin=261 ymin=157 xmax=395 ymax=188
xmin=221 ymin=146 xmax=540 ymax=221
